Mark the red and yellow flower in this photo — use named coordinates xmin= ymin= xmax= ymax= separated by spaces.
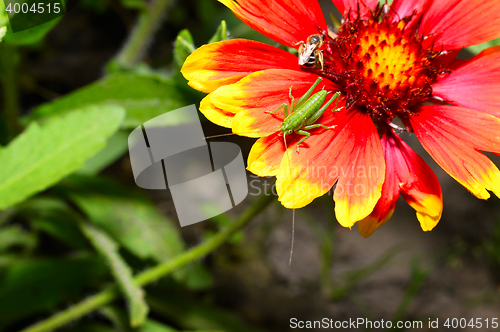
xmin=181 ymin=0 xmax=500 ymax=237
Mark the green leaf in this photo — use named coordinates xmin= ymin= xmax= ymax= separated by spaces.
xmin=20 ymin=197 xmax=88 ymax=249
xmin=77 ymin=130 xmax=130 ymax=175
xmin=61 ymin=175 xmax=185 ymax=263
xmin=26 ymin=72 xmax=197 ymax=128
xmin=0 ymin=256 xmax=108 ymax=330
xmin=208 ymin=20 xmax=227 ymax=44
xmin=0 ymin=105 xmax=124 ymax=211
xmin=0 ymin=3 xmax=8 ymax=27
xmin=174 ymin=29 xmax=195 ymax=68
xmin=0 ymin=225 xmax=36 ymax=252
xmin=81 ymin=222 xmax=149 ymax=327
xmin=3 ymin=18 xmax=60 ymax=45
xmin=467 ymin=37 xmax=500 ymax=55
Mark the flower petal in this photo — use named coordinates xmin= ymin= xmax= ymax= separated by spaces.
xmin=391 ymin=0 xmax=430 ymax=18
xmin=199 ymin=94 xmax=235 ymax=128
xmin=357 ymin=211 xmax=396 ymax=239
xmin=390 ymin=0 xmax=430 ymax=28
xmin=433 ymin=47 xmax=500 ymax=117
xmin=247 ymin=133 xmax=286 ymax=177
xmin=211 ymin=69 xmax=339 ymax=137
xmin=333 ymin=112 xmax=385 ymax=228
xmin=276 ymin=114 xmax=341 ymax=209
xmin=419 ymin=0 xmax=500 ymax=50
xmin=404 ymin=186 xmax=443 ymax=232
xmin=181 ymin=39 xmax=300 ymax=93
xmin=218 ymin=0 xmax=327 ymax=47
xmin=232 ymin=108 xmax=281 ymax=138
xmin=411 ymin=105 xmax=500 ymax=200
xmin=332 ymin=0 xmax=380 ymax=19
xmin=357 ymin=129 xmax=442 ymax=238
xmin=357 ymin=138 xmax=399 ymax=237
xmin=275 ymin=109 xmax=385 ymax=227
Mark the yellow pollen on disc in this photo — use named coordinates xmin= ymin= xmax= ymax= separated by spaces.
xmin=325 ymin=16 xmax=445 ymax=120
xmin=358 ymin=22 xmax=418 ymax=91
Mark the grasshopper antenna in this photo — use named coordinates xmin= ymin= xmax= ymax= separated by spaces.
xmin=290 ymin=208 xmax=296 ymax=266
xmin=205 ymin=133 xmax=235 ymax=139
xmin=283 ymin=134 xmax=295 ymax=266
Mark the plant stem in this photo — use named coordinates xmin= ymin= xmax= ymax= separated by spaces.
xmin=115 ymin=0 xmax=173 ymax=68
xmin=80 ymin=222 xmax=149 ymax=327
xmin=0 ymin=44 xmax=20 ymax=142
xmin=19 ymin=194 xmax=274 ymax=332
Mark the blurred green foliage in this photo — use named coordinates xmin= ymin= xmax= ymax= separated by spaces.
xmin=0 ymin=0 xmax=243 ymax=330
xmin=0 ymin=105 xmax=124 ymax=210
xmin=25 ymin=73 xmax=198 ymax=128
xmin=0 ymin=255 xmax=109 ymax=329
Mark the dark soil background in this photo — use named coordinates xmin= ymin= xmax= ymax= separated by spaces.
xmin=15 ymin=0 xmax=500 ymax=331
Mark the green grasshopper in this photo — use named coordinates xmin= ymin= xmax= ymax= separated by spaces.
xmin=266 ymin=77 xmax=341 ymax=265
xmin=266 ymin=77 xmax=341 ymax=152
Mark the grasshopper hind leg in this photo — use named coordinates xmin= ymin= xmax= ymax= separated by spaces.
xmin=294 ymin=124 xmax=336 ymax=152
xmin=266 ymin=103 xmax=289 ymax=118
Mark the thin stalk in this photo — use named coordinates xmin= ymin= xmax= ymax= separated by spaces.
xmin=115 ymin=0 xmax=174 ymax=68
xmin=19 ymin=195 xmax=274 ymax=332
xmin=79 ymin=222 xmax=149 ymax=327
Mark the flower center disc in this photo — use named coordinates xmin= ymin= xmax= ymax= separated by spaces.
xmin=322 ymin=13 xmax=448 ymax=123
